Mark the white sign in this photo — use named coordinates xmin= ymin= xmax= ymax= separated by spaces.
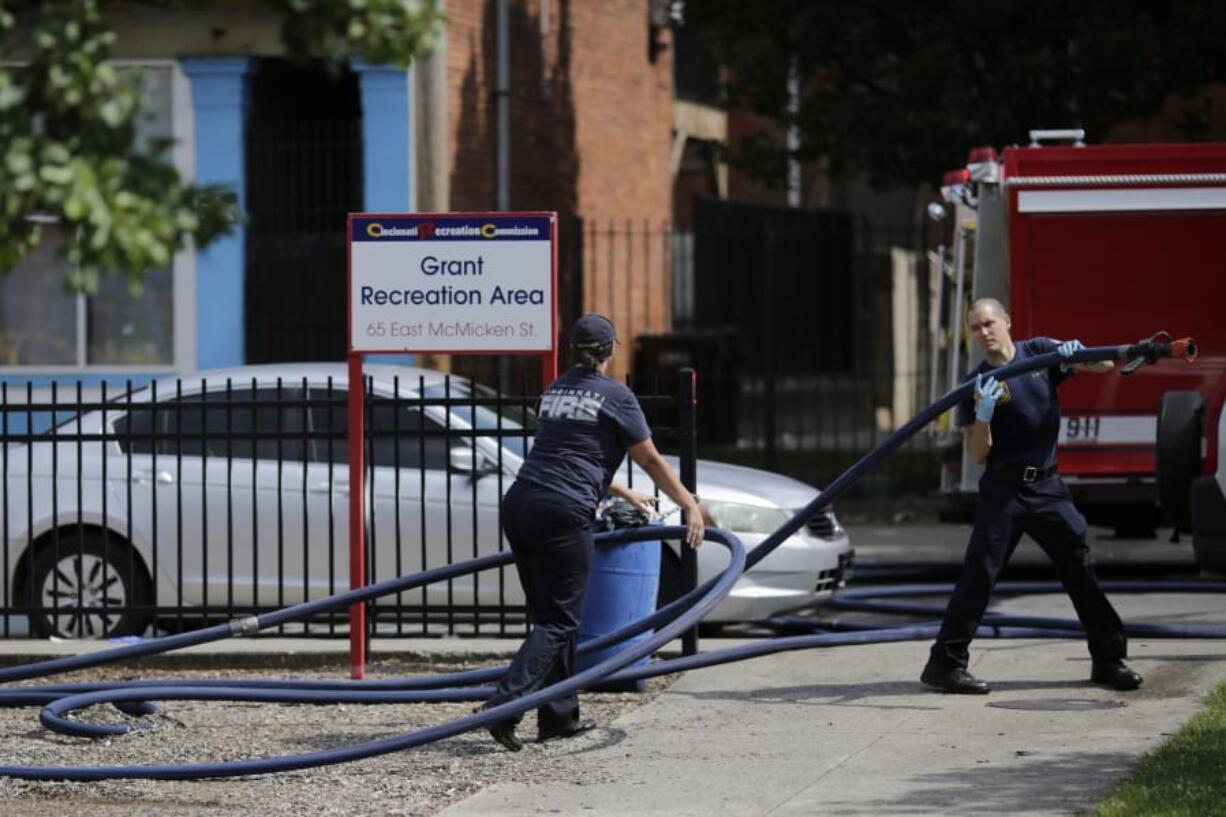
xmin=348 ymin=212 xmax=556 ymax=353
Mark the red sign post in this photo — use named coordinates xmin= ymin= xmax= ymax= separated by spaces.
xmin=345 ymin=212 xmax=558 ymax=679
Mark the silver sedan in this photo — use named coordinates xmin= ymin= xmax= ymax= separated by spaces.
xmin=2 ymin=363 xmax=852 ymax=636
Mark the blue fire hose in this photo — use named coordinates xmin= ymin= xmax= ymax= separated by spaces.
xmin=2 ymin=341 xmax=1221 ymax=781
xmin=0 ymin=526 xmax=745 ymax=780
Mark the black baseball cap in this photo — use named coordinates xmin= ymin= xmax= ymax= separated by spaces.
xmin=570 ymin=313 xmax=617 ymax=349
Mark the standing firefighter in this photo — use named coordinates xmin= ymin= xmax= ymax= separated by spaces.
xmin=481 ymin=314 xmax=704 ymax=750
xmin=921 ymin=298 xmax=1143 ymax=694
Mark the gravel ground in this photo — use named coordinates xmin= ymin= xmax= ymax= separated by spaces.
xmin=0 ymin=659 xmax=679 ymax=817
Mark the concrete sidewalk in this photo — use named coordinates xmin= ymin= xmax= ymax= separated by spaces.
xmin=441 ymin=594 xmax=1226 ymax=817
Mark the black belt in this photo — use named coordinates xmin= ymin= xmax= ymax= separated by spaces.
xmin=989 ymin=462 xmax=1057 ymax=483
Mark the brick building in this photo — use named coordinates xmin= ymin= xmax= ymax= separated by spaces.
xmin=437 ymin=0 xmax=677 ymax=381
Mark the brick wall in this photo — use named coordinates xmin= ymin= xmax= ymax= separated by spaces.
xmin=445 ymin=0 xmax=674 ymax=377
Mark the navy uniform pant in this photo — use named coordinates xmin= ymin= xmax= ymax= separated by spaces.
xmin=929 ymin=472 xmax=1127 ymax=671
xmin=485 ymin=479 xmax=593 ymax=734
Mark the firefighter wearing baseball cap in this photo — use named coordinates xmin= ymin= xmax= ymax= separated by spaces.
xmin=921 ymin=298 xmax=1143 ymax=694
xmin=479 ymin=314 xmax=703 ymax=750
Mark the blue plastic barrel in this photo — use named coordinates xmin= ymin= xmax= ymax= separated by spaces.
xmin=576 ymin=532 xmax=661 ymax=691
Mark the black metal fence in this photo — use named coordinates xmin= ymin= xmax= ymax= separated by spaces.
xmin=0 ymin=371 xmax=695 ymax=641
xmin=635 ymin=204 xmax=944 ymax=511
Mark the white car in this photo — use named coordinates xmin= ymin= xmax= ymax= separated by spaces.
xmin=2 ymin=363 xmax=852 ymax=637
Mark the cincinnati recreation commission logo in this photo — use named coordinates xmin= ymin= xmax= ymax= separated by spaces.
xmin=363 ymin=221 xmax=541 ymax=239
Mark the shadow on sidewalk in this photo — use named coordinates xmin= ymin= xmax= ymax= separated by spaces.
xmin=818 ymin=749 xmax=1134 ymax=816
xmin=671 ymin=676 xmax=1121 ymax=710
xmin=672 ymin=680 xmax=942 ymax=710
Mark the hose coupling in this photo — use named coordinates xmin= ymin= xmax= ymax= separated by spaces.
xmin=228 ymin=615 xmax=261 ymax=637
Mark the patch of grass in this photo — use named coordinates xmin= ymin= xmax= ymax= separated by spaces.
xmin=1094 ymin=682 xmax=1226 ymax=817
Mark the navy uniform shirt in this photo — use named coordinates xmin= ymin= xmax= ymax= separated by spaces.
xmin=514 ymin=365 xmax=652 ymax=508
xmin=956 ymin=337 xmax=1072 ymax=469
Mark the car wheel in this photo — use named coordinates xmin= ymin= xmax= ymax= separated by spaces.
xmin=24 ymin=533 xmax=152 ymax=639
xmin=1156 ymin=391 xmax=1204 ymax=530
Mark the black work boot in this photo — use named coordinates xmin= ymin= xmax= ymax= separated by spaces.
xmin=475 ymin=705 xmax=524 ymax=752
xmin=487 ymin=718 xmax=525 ymax=752
xmin=1090 ymin=660 xmax=1143 ymax=691
xmin=921 ymin=663 xmax=991 ymax=694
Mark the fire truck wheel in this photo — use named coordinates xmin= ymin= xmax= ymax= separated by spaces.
xmin=1191 ymin=476 xmax=1226 ymax=575
xmin=1157 ymin=391 xmax=1204 ymax=530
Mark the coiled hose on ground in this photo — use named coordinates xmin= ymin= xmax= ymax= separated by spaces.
xmin=1 ymin=341 xmax=1221 ymax=780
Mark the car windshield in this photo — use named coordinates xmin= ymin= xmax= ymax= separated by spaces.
xmin=421 ymin=380 xmax=536 ymax=458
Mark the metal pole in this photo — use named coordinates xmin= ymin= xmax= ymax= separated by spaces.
xmin=540 ymin=356 xmax=557 ymax=389
xmin=347 ymin=353 xmax=367 ymax=680
xmin=677 ymin=367 xmax=699 ymax=656
xmin=495 ymin=0 xmax=510 ymax=210
xmin=542 ymin=214 xmax=559 ymax=386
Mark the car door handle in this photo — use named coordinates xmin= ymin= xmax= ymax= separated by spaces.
xmin=133 ymin=470 xmax=175 ymax=485
xmin=310 ymin=481 xmax=349 ymax=495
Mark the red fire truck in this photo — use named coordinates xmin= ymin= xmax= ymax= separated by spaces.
xmin=932 ymin=129 xmax=1226 ymax=571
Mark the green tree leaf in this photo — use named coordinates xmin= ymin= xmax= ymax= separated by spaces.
xmin=0 ymin=0 xmax=442 ymax=291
